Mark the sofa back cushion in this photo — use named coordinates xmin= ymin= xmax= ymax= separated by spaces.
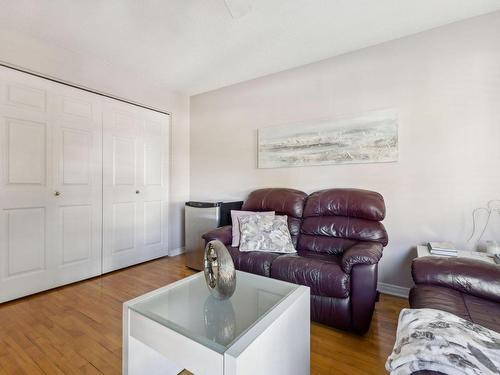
xmin=299 ymin=189 xmax=388 ymax=255
xmin=242 ymin=188 xmax=307 ymax=247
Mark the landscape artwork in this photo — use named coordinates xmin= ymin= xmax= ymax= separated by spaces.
xmin=258 ymin=109 xmax=398 ymax=168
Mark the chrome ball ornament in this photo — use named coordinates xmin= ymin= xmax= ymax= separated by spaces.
xmin=204 ymin=240 xmax=236 ymax=299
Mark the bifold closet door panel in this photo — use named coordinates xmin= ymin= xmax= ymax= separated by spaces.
xmin=0 ymin=67 xmax=102 ymax=303
xmin=102 ymin=99 xmax=169 ymax=273
xmin=0 ymin=69 xmax=54 ymax=303
xmin=50 ymin=84 xmax=102 ymax=286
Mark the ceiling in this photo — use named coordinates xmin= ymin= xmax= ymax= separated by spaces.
xmin=1 ymin=0 xmax=500 ymax=95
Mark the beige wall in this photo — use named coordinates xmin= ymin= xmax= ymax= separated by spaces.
xmin=0 ymin=28 xmax=190 ymax=253
xmin=190 ymin=12 xmax=500 ymax=290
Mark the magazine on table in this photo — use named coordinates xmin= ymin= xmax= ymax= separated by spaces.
xmin=427 ymin=242 xmax=457 ymax=256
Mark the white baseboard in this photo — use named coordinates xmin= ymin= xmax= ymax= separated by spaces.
xmin=169 ymin=247 xmax=185 ymax=257
xmin=377 ymin=282 xmax=410 ymax=298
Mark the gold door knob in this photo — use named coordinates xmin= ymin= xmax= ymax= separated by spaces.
xmin=54 ymin=191 xmax=61 ymax=196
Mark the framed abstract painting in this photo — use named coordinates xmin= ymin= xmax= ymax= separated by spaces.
xmin=258 ymin=109 xmax=398 ymax=169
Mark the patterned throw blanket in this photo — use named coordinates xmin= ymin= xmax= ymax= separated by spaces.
xmin=386 ymin=308 xmax=500 ymax=375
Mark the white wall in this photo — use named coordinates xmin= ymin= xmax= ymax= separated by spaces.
xmin=0 ymin=27 xmax=190 ymax=253
xmin=190 ymin=12 xmax=500 ymax=289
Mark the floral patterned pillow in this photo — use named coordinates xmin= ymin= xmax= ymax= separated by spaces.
xmin=238 ymin=214 xmax=296 ymax=253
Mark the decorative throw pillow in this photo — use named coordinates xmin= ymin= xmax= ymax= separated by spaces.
xmin=238 ymin=215 xmax=296 ymax=253
xmin=230 ymin=210 xmax=274 ymax=247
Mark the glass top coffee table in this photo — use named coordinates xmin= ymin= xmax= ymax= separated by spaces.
xmin=123 ymin=270 xmax=310 ymax=375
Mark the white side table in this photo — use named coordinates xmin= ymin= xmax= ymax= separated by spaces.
xmin=416 ymin=245 xmax=496 ymax=265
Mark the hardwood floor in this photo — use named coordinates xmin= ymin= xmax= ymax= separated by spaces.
xmin=0 ymin=255 xmax=407 ymax=374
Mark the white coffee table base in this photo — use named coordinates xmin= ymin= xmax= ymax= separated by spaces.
xmin=123 ymin=278 xmax=310 ymax=375
xmin=127 ymin=336 xmax=184 ymax=375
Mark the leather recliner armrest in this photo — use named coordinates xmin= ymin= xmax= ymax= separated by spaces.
xmin=202 ymin=225 xmax=232 ymax=246
xmin=341 ymin=242 xmax=383 ymax=274
xmin=412 ymin=256 xmax=500 ymax=303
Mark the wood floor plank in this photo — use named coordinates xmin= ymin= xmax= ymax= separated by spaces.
xmin=0 ymin=339 xmax=44 ymax=375
xmin=0 ymin=254 xmax=407 ymax=374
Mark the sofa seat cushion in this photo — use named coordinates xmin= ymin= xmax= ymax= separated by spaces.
xmin=226 ymin=246 xmax=280 ymax=277
xmin=270 ymin=252 xmax=350 ymax=298
xmin=409 ymin=285 xmax=500 ymax=333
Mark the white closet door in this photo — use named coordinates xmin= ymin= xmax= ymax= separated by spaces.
xmin=0 ymin=65 xmax=169 ymax=302
xmin=0 ymin=69 xmax=53 ymax=302
xmin=102 ymin=100 xmax=169 ymax=272
xmin=0 ymin=67 xmax=103 ymax=303
xmin=51 ymin=85 xmax=102 ymax=285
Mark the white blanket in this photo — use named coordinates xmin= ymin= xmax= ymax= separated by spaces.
xmin=386 ymin=308 xmax=500 ymax=375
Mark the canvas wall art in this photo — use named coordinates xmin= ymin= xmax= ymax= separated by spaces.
xmin=258 ymin=109 xmax=398 ymax=168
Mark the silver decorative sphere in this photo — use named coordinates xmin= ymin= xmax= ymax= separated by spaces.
xmin=204 ymin=240 xmax=236 ymax=299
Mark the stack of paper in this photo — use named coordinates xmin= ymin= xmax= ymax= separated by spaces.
xmin=428 ymin=242 xmax=458 ymax=257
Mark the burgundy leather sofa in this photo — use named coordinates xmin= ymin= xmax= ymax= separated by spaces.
xmin=409 ymin=256 xmax=500 ymax=375
xmin=202 ymin=188 xmax=388 ymax=334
